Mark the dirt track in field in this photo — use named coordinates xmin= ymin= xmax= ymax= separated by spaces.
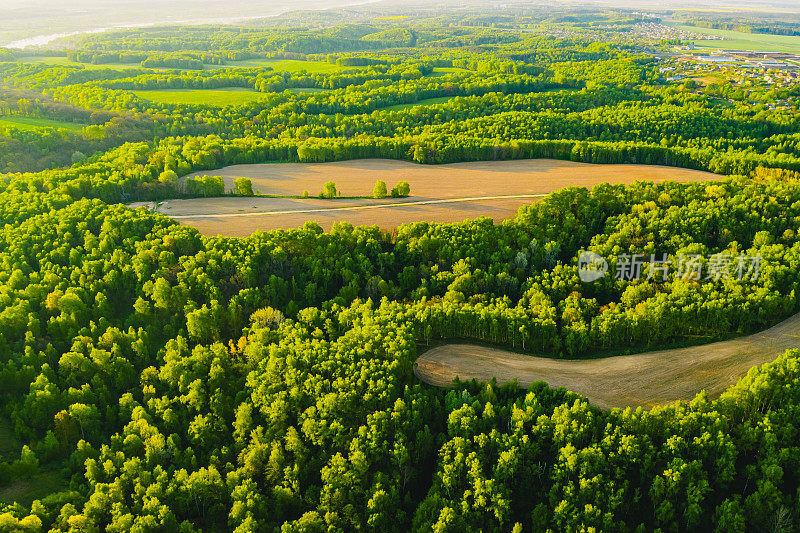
xmin=414 ymin=312 xmax=800 ymax=409
xmin=132 ymin=159 xmax=721 ymax=236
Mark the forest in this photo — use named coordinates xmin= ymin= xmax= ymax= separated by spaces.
xmin=1 ymin=8 xmax=800 ymax=532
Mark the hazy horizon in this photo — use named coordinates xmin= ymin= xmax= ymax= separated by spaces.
xmin=2 ymin=0 xmax=800 ymax=48
xmin=0 ymin=0 xmax=382 ymax=48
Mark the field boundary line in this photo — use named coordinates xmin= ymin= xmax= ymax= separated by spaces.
xmin=167 ymin=194 xmax=549 ymax=219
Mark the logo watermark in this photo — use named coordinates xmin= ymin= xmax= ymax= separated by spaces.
xmin=577 ymin=251 xmax=609 ymax=282
xmin=577 ymin=252 xmax=761 ymax=283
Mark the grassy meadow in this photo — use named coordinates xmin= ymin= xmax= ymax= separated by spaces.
xmin=0 ymin=116 xmax=86 ymax=131
xmin=672 ymin=24 xmax=800 ymax=53
xmin=132 ymin=88 xmax=265 ymax=106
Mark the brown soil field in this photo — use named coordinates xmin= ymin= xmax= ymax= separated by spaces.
xmin=132 ymin=159 xmax=722 ymax=237
xmin=414 ymin=311 xmax=800 ymax=410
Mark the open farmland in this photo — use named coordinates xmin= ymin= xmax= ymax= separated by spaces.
xmin=132 ymin=88 xmax=265 ymax=106
xmin=415 ymin=311 xmax=800 ymax=410
xmin=225 ymin=58 xmax=347 ymax=73
xmin=149 ymin=159 xmax=721 ymax=236
xmin=12 ymin=56 xmax=349 ymax=73
xmin=670 ymin=24 xmax=800 ymax=53
xmin=15 ymin=56 xmax=146 ymax=70
xmin=15 ymin=55 xmax=205 ymax=71
xmin=287 ymin=87 xmax=331 ymax=94
xmin=0 ymin=116 xmax=86 ymax=131
xmin=382 ymin=96 xmax=455 ymax=111
xmin=431 ymin=66 xmax=471 ymax=75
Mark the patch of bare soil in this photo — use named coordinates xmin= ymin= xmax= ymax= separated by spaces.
xmin=414 ymin=312 xmax=800 ymax=409
xmin=133 ymin=159 xmax=720 ymax=236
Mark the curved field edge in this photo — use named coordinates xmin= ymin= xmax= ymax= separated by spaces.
xmin=414 ymin=311 xmax=800 ymax=410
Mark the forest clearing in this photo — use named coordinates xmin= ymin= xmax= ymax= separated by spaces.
xmin=414 ymin=310 xmax=800 ymax=409
xmin=132 ymin=88 xmax=266 ymax=106
xmin=152 ymin=159 xmax=721 ymax=235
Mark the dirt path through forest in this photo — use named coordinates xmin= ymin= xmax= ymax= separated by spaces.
xmin=414 ymin=312 xmax=800 ymax=409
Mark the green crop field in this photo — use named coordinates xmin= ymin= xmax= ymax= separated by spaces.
xmin=132 ymin=88 xmax=266 ymax=106
xmin=13 ymin=56 xmax=353 ymax=74
xmin=382 ymin=96 xmax=455 ymax=111
xmin=0 ymin=116 xmax=86 ymax=131
xmin=16 ymin=55 xmax=229 ymax=72
xmin=287 ymin=87 xmax=330 ymax=94
xmin=672 ymin=24 xmax=800 ymax=53
xmin=226 ymin=58 xmax=346 ymax=73
xmin=432 ymin=66 xmax=471 ymax=75
xmin=15 ymin=55 xmax=146 ymax=70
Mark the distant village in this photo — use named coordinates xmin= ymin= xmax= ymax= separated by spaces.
xmin=630 ymin=23 xmax=800 ymax=109
xmin=672 ymin=46 xmax=800 ymax=71
xmin=656 ymin=52 xmax=799 ymax=111
xmin=528 ymin=18 xmax=800 ymax=108
xmin=629 ymin=22 xmax=723 ymax=43
xmin=661 ymin=49 xmax=800 ymax=94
